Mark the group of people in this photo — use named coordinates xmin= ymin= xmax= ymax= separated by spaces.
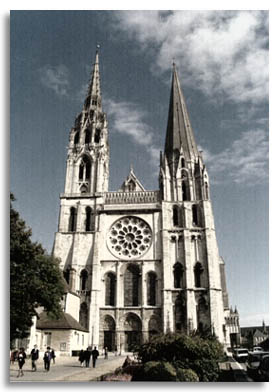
xmin=11 ymin=345 xmax=56 ymax=377
xmin=78 ymin=346 xmax=99 ymax=368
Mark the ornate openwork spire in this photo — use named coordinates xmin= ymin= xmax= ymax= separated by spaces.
xmin=84 ymin=48 xmax=102 ymax=111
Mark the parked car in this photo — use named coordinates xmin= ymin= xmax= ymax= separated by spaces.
xmin=247 ymin=354 xmax=269 ymax=381
xmin=233 ymin=348 xmax=249 ymax=362
xmin=253 ymin=346 xmax=263 ymax=353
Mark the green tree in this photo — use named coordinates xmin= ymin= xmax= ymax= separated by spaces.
xmin=10 ymin=193 xmax=65 ymax=345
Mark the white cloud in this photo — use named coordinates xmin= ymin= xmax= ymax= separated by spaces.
xmin=113 ymin=11 xmax=268 ymax=105
xmin=39 ymin=65 xmax=70 ymax=96
xmin=201 ymin=129 xmax=268 ymax=185
xmin=104 ymin=98 xmax=160 ymax=165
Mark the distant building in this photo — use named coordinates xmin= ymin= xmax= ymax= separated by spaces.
xmin=240 ymin=321 xmax=269 ymax=349
xmin=25 ymin=49 xmax=238 ymax=354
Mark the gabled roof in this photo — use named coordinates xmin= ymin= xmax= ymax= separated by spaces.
xmin=36 ymin=312 xmax=88 ymax=332
xmin=119 ymin=167 xmax=146 ymax=192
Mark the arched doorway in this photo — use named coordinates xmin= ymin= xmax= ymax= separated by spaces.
xmin=103 ymin=315 xmax=116 ymax=352
xmin=124 ymin=313 xmax=142 ymax=351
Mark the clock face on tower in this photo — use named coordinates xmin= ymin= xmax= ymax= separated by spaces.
xmin=107 ymin=216 xmax=152 ymax=259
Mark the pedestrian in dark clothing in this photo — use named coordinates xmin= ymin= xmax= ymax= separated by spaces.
xmin=17 ymin=348 xmax=26 ymax=377
xmin=51 ymin=348 xmax=56 ymax=364
xmin=104 ymin=346 xmax=108 ymax=359
xmin=43 ymin=346 xmax=51 ymax=371
xmin=91 ymin=347 xmax=99 ymax=368
xmin=78 ymin=349 xmax=85 ymax=367
xmin=30 ymin=344 xmax=39 ymax=371
xmin=84 ymin=348 xmax=91 ymax=367
xmin=10 ymin=350 xmax=18 ymax=364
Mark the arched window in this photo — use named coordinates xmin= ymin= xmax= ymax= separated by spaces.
xmin=173 ymin=205 xmax=179 ymax=226
xmin=173 ymin=263 xmax=183 ymax=288
xmin=182 ymin=171 xmax=190 ymax=201
xmin=181 ymin=158 xmax=185 ymax=168
xmin=194 ymin=262 xmax=204 ymax=288
xmin=85 ymin=207 xmax=92 ymax=231
xmin=204 ymin=183 xmax=209 ymax=199
xmin=94 ymin=128 xmax=101 ymax=143
xmin=74 ymin=131 xmax=79 ymax=145
xmin=105 ymin=272 xmax=116 ymax=306
xmin=124 ymin=264 xmax=140 ymax=306
xmin=147 ymin=272 xmax=157 ymax=306
xmin=80 ymin=269 xmax=88 ymax=291
xmin=78 ymin=155 xmax=91 ymax=181
xmin=68 ymin=207 xmax=77 ymax=232
xmin=192 ymin=204 xmax=199 ymax=226
xmin=174 ymin=297 xmax=186 ymax=332
xmin=85 ymin=129 xmax=91 ymax=144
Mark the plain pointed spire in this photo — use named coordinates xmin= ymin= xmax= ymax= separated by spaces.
xmin=164 ymin=63 xmax=199 ymax=160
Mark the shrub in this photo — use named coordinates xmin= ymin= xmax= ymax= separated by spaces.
xmin=135 ymin=332 xmax=224 ymax=382
xmin=176 ymin=368 xmax=199 ymax=382
xmin=137 ymin=361 xmax=177 ymax=381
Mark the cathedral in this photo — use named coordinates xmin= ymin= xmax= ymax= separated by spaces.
xmin=29 ymin=50 xmax=240 ymax=354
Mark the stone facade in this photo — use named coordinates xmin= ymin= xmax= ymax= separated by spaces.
xmin=51 ymin=50 xmax=235 ymax=353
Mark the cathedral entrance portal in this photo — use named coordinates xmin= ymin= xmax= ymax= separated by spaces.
xmin=124 ymin=313 xmax=142 ymax=352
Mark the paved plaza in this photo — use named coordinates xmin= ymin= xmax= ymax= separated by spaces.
xmin=10 ymin=353 xmax=126 ymax=382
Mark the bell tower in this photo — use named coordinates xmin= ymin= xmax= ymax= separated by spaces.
xmin=64 ymin=49 xmax=109 ymax=196
xmin=160 ymin=63 xmax=228 ymax=344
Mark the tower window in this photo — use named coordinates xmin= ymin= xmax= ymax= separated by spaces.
xmin=173 ymin=205 xmax=180 ymax=226
xmin=147 ymin=272 xmax=157 ymax=306
xmin=192 ymin=204 xmax=199 ymax=226
xmin=94 ymin=128 xmax=101 ymax=143
xmin=85 ymin=129 xmax=91 ymax=144
xmin=194 ymin=262 xmax=204 ymax=288
xmin=85 ymin=207 xmax=94 ymax=231
xmin=92 ymin=99 xmax=97 ymax=106
xmin=173 ymin=263 xmax=183 ymax=288
xmin=68 ymin=207 xmax=77 ymax=232
xmin=80 ymin=269 xmax=88 ymax=290
xmin=74 ymin=132 xmax=79 ymax=145
xmin=205 ymin=183 xmax=209 ymax=199
xmin=79 ymin=155 xmax=91 ymax=181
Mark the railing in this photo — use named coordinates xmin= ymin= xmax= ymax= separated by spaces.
xmin=104 ymin=191 xmax=160 ymax=205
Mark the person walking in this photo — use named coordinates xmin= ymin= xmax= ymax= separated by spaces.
xmin=104 ymin=346 xmax=108 ymax=359
xmin=84 ymin=347 xmax=91 ymax=368
xmin=17 ymin=347 xmax=26 ymax=377
xmin=91 ymin=346 xmax=99 ymax=368
xmin=30 ymin=344 xmax=39 ymax=371
xmin=43 ymin=346 xmax=51 ymax=372
xmin=78 ymin=349 xmax=85 ymax=367
xmin=51 ymin=348 xmax=56 ymax=364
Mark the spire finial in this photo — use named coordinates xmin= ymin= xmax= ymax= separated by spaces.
xmin=96 ymin=43 xmax=100 ymax=52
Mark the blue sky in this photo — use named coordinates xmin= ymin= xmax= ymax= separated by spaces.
xmin=10 ymin=10 xmax=269 ymax=327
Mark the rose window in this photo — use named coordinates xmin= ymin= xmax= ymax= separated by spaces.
xmin=107 ymin=216 xmax=152 ymax=259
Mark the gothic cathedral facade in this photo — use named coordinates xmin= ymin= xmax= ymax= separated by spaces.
xmin=52 ymin=50 xmax=234 ymax=352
